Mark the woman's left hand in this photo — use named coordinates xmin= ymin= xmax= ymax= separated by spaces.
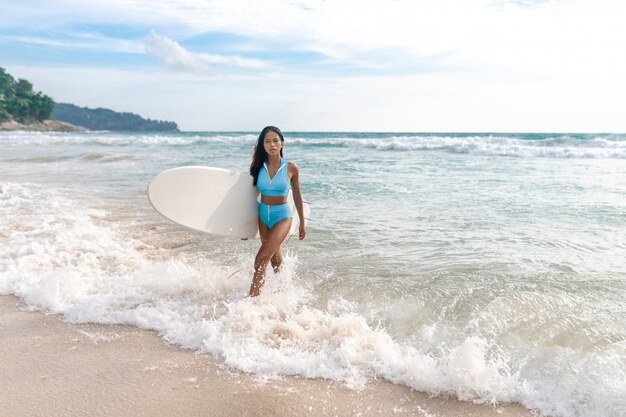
xmin=299 ymin=224 xmax=306 ymax=240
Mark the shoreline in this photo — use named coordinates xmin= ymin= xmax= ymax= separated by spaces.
xmin=0 ymin=119 xmax=87 ymax=132
xmin=1 ymin=294 xmax=540 ymax=417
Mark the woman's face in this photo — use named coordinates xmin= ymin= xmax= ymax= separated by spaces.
xmin=263 ymin=131 xmax=283 ymax=156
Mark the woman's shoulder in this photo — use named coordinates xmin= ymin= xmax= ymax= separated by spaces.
xmin=287 ymin=160 xmax=300 ymax=177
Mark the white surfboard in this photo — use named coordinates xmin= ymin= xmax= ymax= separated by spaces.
xmin=147 ymin=166 xmax=309 ymax=239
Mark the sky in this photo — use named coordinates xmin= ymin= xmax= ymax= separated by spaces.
xmin=1 ymin=0 xmax=625 ymax=132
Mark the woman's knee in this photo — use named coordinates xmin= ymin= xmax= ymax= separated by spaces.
xmin=255 ymin=252 xmax=272 ymax=268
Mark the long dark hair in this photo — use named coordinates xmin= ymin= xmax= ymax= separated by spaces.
xmin=250 ymin=126 xmax=284 ymax=186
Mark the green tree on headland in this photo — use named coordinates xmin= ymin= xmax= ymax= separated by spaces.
xmin=0 ymin=67 xmax=54 ymax=123
xmin=1 ymin=67 xmax=178 ymax=131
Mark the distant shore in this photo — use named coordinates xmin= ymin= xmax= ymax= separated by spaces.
xmin=0 ymin=119 xmax=87 ymax=132
xmin=0 ymin=295 xmax=538 ymax=417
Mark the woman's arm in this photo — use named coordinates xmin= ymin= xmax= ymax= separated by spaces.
xmin=289 ymin=162 xmax=306 ymax=240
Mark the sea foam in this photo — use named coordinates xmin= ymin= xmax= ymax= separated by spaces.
xmin=3 ymin=131 xmax=626 ymax=159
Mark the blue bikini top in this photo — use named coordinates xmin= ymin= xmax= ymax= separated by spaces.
xmin=257 ymin=158 xmax=290 ymax=197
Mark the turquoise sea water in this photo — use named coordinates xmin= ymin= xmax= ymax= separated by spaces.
xmin=1 ymin=131 xmax=625 ymax=417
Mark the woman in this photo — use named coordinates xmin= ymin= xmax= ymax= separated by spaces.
xmin=249 ymin=126 xmax=306 ymax=297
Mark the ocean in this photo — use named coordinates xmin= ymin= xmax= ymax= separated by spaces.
xmin=1 ymin=131 xmax=625 ymax=417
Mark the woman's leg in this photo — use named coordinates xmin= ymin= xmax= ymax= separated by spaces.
xmin=249 ymin=218 xmax=292 ymax=297
xmin=259 ymin=215 xmax=285 ymax=273
xmin=271 ymin=248 xmax=283 ymax=273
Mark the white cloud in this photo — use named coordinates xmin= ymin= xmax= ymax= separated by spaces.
xmin=144 ymin=31 xmax=210 ymax=73
xmin=123 ymin=1 xmax=626 ymax=75
xmin=6 ymin=1 xmax=626 ymax=78
xmin=0 ymin=33 xmax=143 ymax=54
xmin=195 ymin=52 xmax=269 ymax=69
xmin=143 ymin=31 xmax=270 ymax=73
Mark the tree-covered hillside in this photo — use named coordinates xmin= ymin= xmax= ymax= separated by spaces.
xmin=52 ymin=103 xmax=179 ymax=132
xmin=1 ymin=67 xmax=179 ymax=132
xmin=0 ymin=67 xmax=54 ymax=123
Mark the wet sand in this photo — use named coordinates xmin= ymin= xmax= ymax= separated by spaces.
xmin=0 ymin=295 xmax=540 ymax=417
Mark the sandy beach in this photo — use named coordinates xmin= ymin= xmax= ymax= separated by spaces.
xmin=0 ymin=295 xmax=539 ymax=417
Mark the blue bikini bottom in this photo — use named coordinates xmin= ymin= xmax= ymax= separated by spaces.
xmin=259 ymin=201 xmax=292 ymax=229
